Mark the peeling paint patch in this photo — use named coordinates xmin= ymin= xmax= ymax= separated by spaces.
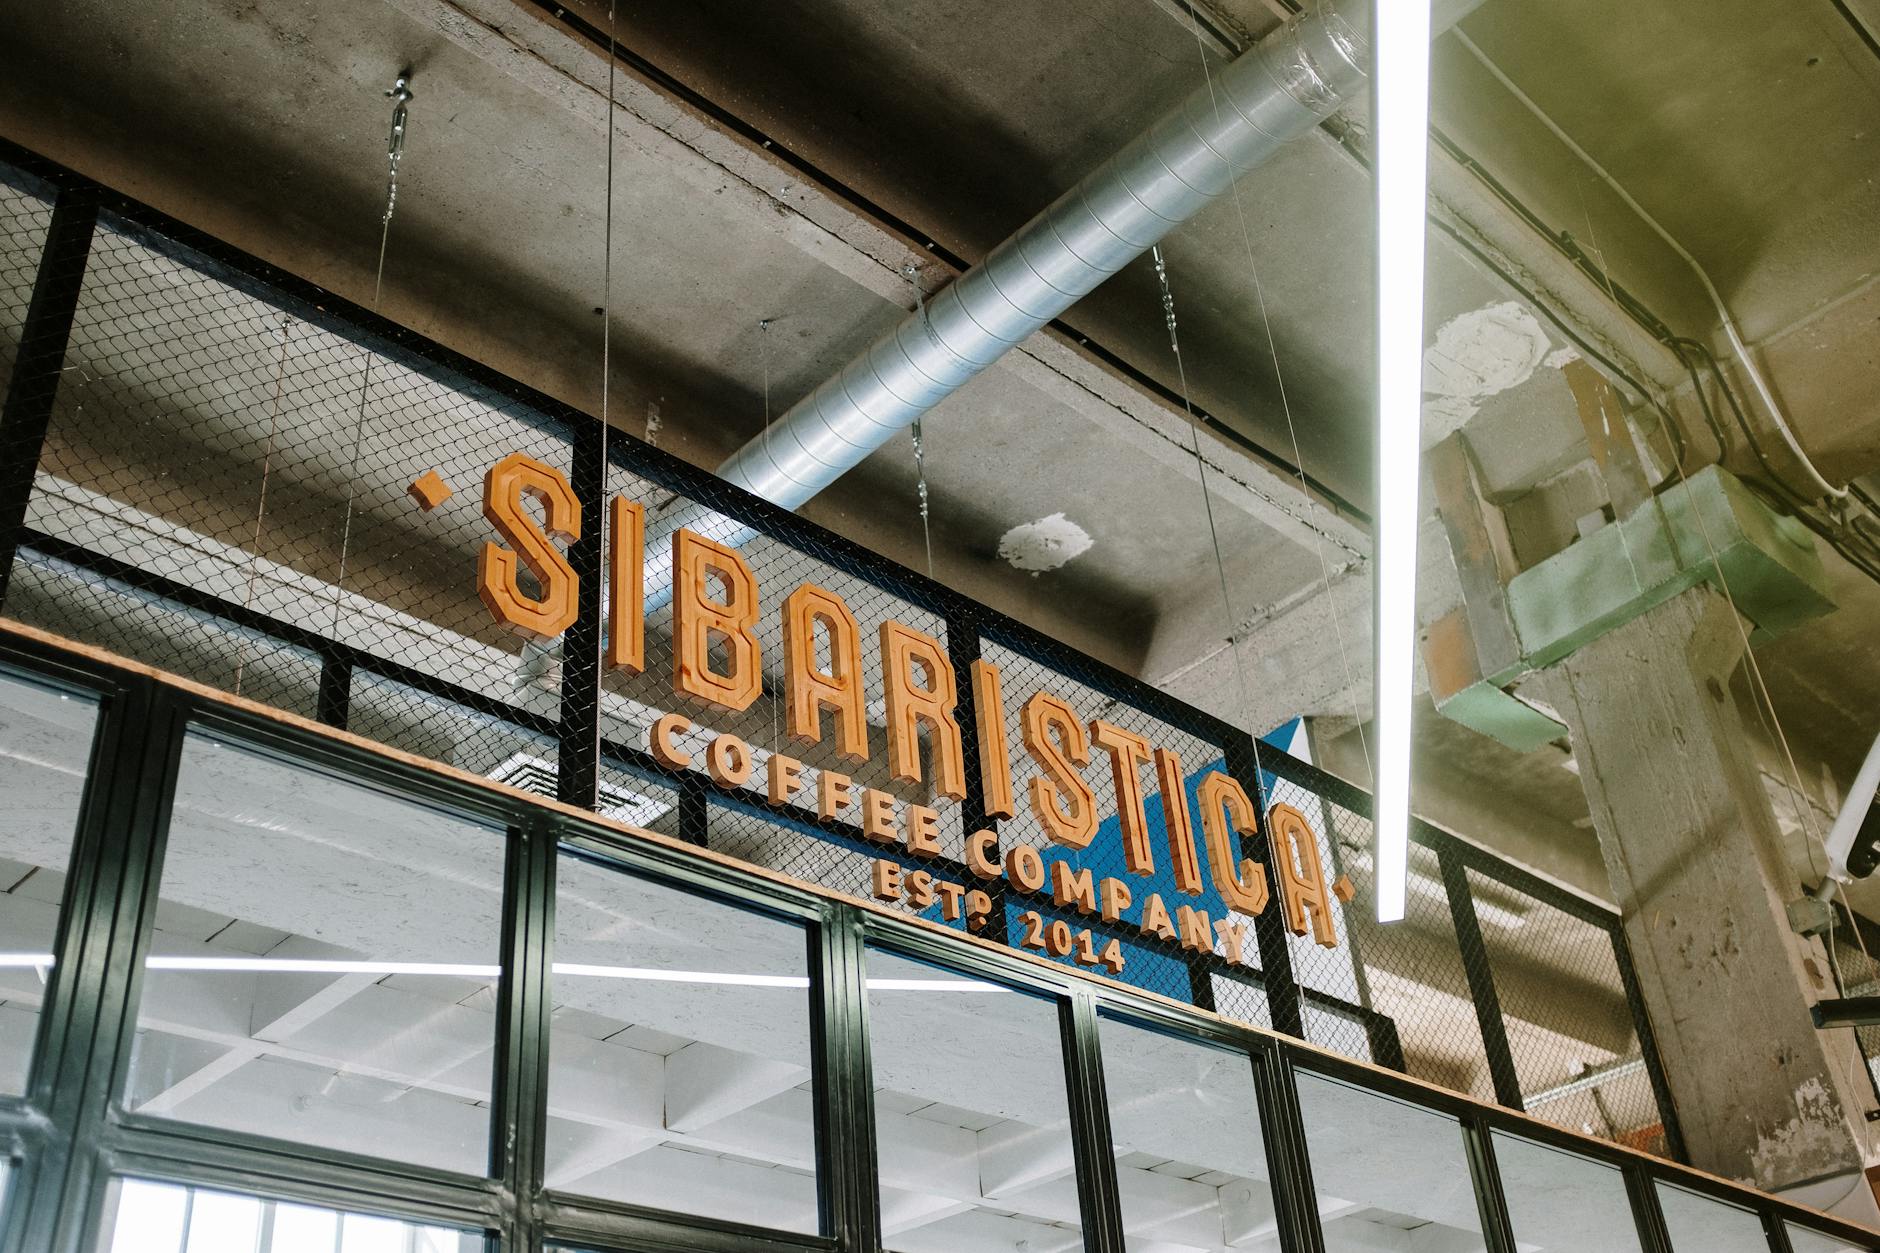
xmin=1423 ymin=300 xmax=1554 ymax=414
xmin=998 ymin=513 xmax=1092 ymax=574
xmin=1544 ymin=346 xmax=1581 ymax=370
xmin=1749 ymin=1076 xmax=1855 ymax=1190
xmin=1420 ymin=394 xmax=1480 ymax=448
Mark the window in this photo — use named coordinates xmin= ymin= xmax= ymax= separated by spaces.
xmin=1786 ymin=1221 xmax=1872 ymax=1253
xmin=1492 ymin=1132 xmax=1641 ymax=1252
xmin=1655 ymin=1181 xmax=1768 ymax=1251
xmin=97 ymin=1178 xmax=480 ymax=1251
xmin=0 ymin=670 xmax=99 ymax=1095
xmin=124 ymin=733 xmax=506 ymax=1176
xmin=1097 ymin=1015 xmax=1273 ymax=1250
xmin=867 ymin=947 xmax=1082 ymax=1252
xmin=546 ymin=851 xmax=819 ymax=1234
xmin=1294 ymin=1070 xmax=1487 ymax=1251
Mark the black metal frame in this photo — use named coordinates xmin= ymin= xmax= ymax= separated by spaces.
xmin=0 ymin=133 xmax=1689 ymax=1157
xmin=0 ymin=630 xmax=1869 ymax=1253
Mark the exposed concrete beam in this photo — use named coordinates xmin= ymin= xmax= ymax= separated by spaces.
xmin=977 ymin=1119 xmax=1077 ymax=1199
xmin=386 ymin=0 xmax=1368 ymax=561
xmin=664 ymin=1041 xmax=807 ymax=1132
xmin=1151 ymin=563 xmax=1384 ymax=734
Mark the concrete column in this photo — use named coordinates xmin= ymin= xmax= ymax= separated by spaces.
xmin=1546 ymin=583 xmax=1880 ymax=1217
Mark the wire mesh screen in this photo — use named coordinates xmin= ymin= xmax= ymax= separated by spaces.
xmin=1468 ymin=869 xmax=1664 ymax=1152
xmin=1255 ymin=767 xmax=1384 ymax=1064
xmin=4 ymin=210 xmax=574 ymax=766
xmin=1824 ymin=913 xmax=1880 ymax=1106
xmin=1275 ymin=786 xmax=1491 ymax=1093
xmin=0 ymin=150 xmax=1681 ymax=1158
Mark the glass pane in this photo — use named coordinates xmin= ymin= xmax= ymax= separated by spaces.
xmin=547 ymin=851 xmax=818 ymax=1233
xmin=104 ymin=1179 xmax=187 ymax=1251
xmin=868 ymin=947 xmax=1082 ymax=1252
xmin=1788 ymin=1222 xmax=1871 ymax=1253
xmin=1295 ymin=1071 xmax=1487 ymax=1251
xmin=1098 ymin=1015 xmax=1273 ymax=1249
xmin=96 ymin=1178 xmax=482 ymax=1252
xmin=185 ymin=1189 xmax=261 ymax=1252
xmin=0 ymin=670 xmax=99 ymax=1095
xmin=1656 ymin=1182 xmax=1768 ymax=1251
xmin=125 ymin=733 xmax=506 ymax=1175
xmin=272 ymin=1204 xmax=338 ymax=1253
xmin=1493 ymin=1132 xmax=1642 ymax=1252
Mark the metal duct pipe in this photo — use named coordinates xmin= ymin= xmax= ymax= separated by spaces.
xmin=714 ymin=0 xmax=1370 ymax=510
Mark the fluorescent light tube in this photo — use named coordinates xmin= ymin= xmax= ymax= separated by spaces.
xmin=0 ymin=952 xmax=1000 ymax=993
xmin=1373 ymin=0 xmax=1434 ymax=923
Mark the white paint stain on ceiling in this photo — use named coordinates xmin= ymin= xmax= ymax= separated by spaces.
xmin=997 ymin=512 xmax=1093 ymax=573
xmin=1420 ymin=300 xmax=1556 ymax=447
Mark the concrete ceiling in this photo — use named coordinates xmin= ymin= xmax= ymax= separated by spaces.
xmin=0 ymin=0 xmax=1368 ymax=684
xmin=0 ymin=0 xmax=1877 ymax=916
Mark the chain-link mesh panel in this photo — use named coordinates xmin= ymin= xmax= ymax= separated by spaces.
xmin=1258 ymin=769 xmax=1384 ymax=1063
xmin=0 ymin=152 xmax=1680 ymax=1154
xmin=1212 ymin=972 xmax=1274 ymax=1031
xmin=1323 ymin=821 xmax=1494 ymax=1102
xmin=1824 ymin=914 xmax=1880 ymax=1104
xmin=8 ymin=546 xmax=323 ymax=719
xmin=1468 ymin=868 xmax=1664 ymax=1152
xmin=12 ymin=216 xmax=570 ymax=768
xmin=0 ymin=169 xmax=53 ymax=399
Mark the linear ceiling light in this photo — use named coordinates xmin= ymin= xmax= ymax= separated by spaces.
xmin=1373 ymin=0 xmax=1433 ymax=924
xmin=0 ymin=953 xmax=1000 ymax=992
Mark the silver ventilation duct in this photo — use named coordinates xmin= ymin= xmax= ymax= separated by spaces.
xmin=715 ymin=0 xmax=1370 ymax=511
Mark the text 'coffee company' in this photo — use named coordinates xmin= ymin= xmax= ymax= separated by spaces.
xmin=451 ymin=452 xmax=1351 ymax=977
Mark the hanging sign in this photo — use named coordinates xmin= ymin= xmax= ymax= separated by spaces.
xmin=430 ymin=453 xmax=1352 ymax=974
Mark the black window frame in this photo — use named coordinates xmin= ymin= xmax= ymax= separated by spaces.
xmin=0 ymin=635 xmax=1869 ymax=1253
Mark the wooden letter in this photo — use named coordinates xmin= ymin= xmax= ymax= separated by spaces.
xmin=935 ymin=880 xmax=966 ymax=921
xmin=1005 ymin=844 xmax=1046 ymax=893
xmin=605 ymin=496 xmax=645 ymax=672
xmin=1092 ymin=720 xmax=1154 ymax=874
xmin=1176 ymin=905 xmax=1214 ymax=954
xmin=906 ymin=870 xmax=936 ymax=909
xmin=707 ymin=733 xmax=753 ymax=787
xmin=862 ymin=788 xmax=897 ymax=844
xmin=871 ymin=859 xmax=903 ymax=903
xmin=1214 ymin=918 xmax=1249 ymax=966
xmin=818 ymin=770 xmax=853 ymax=819
xmin=965 ymin=889 xmax=992 ymax=931
xmin=782 ymin=584 xmax=868 ymax=760
xmin=672 ymin=528 xmax=762 ymax=712
xmin=971 ymin=659 xmax=1017 ymax=819
xmin=651 ymin=712 xmax=693 ymax=769
xmin=1023 ymin=692 xmax=1096 ymax=849
xmin=1050 ymin=861 xmax=1097 ymax=916
xmin=478 ymin=452 xmax=580 ymax=639
xmin=905 ymin=804 xmax=941 ymax=856
xmin=1099 ymin=877 xmax=1133 ymax=924
xmin=1269 ymin=802 xmax=1339 ymax=948
xmin=408 ymin=469 xmax=452 ymax=511
xmin=1198 ymin=771 xmax=1270 ymax=916
xmin=1154 ymin=747 xmax=1204 ymax=895
xmin=1138 ymin=892 xmax=1176 ymax=942
xmin=768 ymin=753 xmax=805 ymax=805
xmin=967 ymin=829 xmax=1001 ymax=880
xmin=880 ymin=621 xmax=967 ymax=800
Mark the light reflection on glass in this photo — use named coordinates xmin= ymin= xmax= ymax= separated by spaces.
xmin=99 ymin=1179 xmax=475 ymax=1253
